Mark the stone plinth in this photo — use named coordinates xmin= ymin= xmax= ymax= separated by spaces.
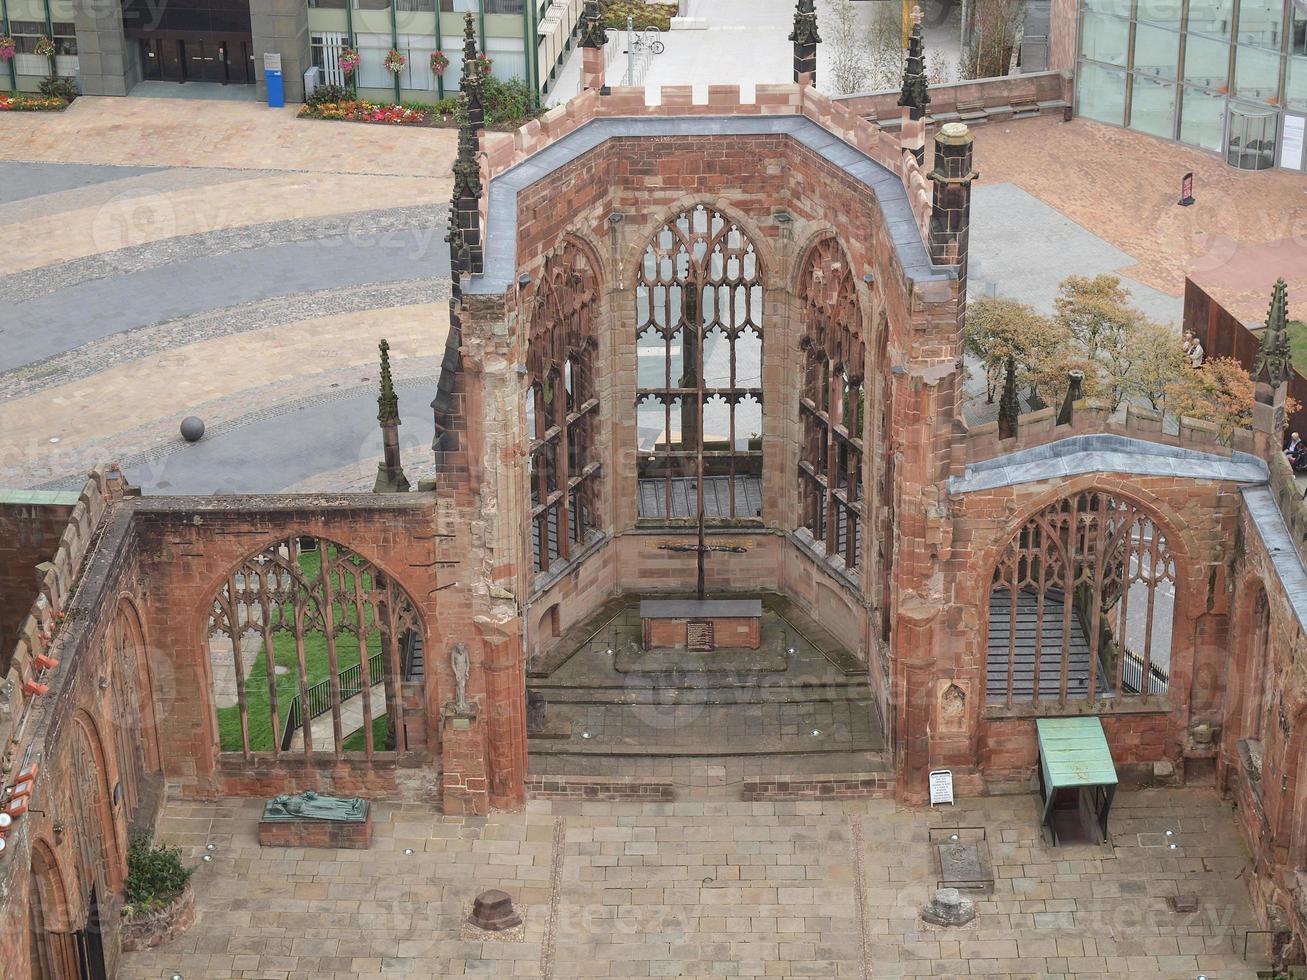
xmin=442 ymin=709 xmax=490 ymax=815
xmin=258 ymin=813 xmax=372 ymax=848
xmin=920 ymin=887 xmax=976 ymax=926
xmin=639 ymin=599 xmax=763 ymax=651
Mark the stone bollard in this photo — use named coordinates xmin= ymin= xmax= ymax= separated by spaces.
xmin=468 ymin=889 xmax=522 ymax=931
xmin=921 ymin=887 xmax=976 ymax=926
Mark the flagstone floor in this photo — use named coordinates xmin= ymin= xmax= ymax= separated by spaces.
xmin=120 ymin=786 xmax=1271 ymax=979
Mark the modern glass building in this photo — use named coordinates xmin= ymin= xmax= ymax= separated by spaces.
xmin=0 ymin=0 xmax=578 ymax=103
xmin=1075 ymin=0 xmax=1307 ymax=170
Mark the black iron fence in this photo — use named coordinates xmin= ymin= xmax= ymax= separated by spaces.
xmin=281 ymin=650 xmax=384 ymax=751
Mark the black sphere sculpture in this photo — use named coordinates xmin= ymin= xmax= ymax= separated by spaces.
xmin=180 ymin=416 xmax=205 ymax=442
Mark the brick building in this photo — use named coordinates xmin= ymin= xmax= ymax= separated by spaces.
xmin=2 ymin=7 xmax=1307 ymax=976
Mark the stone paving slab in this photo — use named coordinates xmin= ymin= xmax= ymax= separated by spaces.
xmin=120 ymin=786 xmax=1270 ymax=979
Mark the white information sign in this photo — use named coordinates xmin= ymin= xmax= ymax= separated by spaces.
xmin=263 ymin=52 xmax=283 ymax=73
xmin=1280 ymin=114 xmax=1306 ymax=172
xmin=928 ymin=769 xmax=954 ymax=806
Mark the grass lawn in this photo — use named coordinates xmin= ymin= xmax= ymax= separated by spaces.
xmin=342 ymin=715 xmax=391 ymax=753
xmin=1289 ymin=321 xmax=1307 ymax=374
xmin=216 ymin=547 xmax=382 ymax=752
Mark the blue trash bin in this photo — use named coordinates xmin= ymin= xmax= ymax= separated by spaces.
xmin=266 ymin=68 xmax=284 ymax=108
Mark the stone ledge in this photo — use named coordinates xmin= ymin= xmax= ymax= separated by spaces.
xmin=527 ymin=775 xmax=675 ymax=801
xmin=742 ymin=773 xmax=894 ymax=801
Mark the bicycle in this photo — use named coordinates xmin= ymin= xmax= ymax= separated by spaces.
xmin=631 ymin=27 xmax=665 ymax=56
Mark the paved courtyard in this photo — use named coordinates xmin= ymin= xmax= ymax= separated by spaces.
xmin=121 ymin=787 xmax=1271 ymax=978
xmin=0 ymin=97 xmax=455 ymax=494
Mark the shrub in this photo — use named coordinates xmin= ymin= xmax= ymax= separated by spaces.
xmin=307 ymin=82 xmax=352 ymax=106
xmin=124 ymin=837 xmax=193 ymax=916
xmin=37 ymin=75 xmax=76 ymax=102
xmin=602 ymin=0 xmax=676 ymax=31
xmin=480 ymin=75 xmax=537 ymax=126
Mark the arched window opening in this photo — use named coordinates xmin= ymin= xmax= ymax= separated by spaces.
xmin=109 ymin=604 xmax=148 ymax=826
xmin=635 ymin=205 xmax=764 ymax=521
xmin=798 ymin=238 xmax=865 ymax=569
xmin=987 ymin=492 xmax=1175 ymax=706
xmin=1242 ymin=587 xmax=1274 ymax=779
xmin=207 ymin=536 xmax=422 ymax=758
xmin=528 ymin=241 xmax=601 ymax=573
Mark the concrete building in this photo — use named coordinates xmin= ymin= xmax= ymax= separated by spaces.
xmin=0 ymin=0 xmax=580 ymax=103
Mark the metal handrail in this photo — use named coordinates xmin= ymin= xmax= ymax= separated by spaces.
xmin=280 ymin=651 xmax=384 ymax=751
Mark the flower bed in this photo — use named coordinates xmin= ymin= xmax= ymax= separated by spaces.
xmin=602 ymin=0 xmax=677 ymax=31
xmin=121 ymin=880 xmax=195 ymax=952
xmin=0 ymin=92 xmax=68 ymax=111
xmin=298 ymin=99 xmax=431 ymax=125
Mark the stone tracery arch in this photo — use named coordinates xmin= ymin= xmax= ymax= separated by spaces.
xmin=986 ymin=489 xmax=1178 ymax=706
xmin=797 ymin=236 xmax=866 ymax=570
xmin=634 ymin=203 xmax=765 ymax=521
xmin=205 ymin=536 xmax=424 ymax=759
xmin=526 ymin=238 xmax=602 ymax=573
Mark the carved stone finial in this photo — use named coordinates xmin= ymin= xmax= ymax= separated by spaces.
xmin=789 ymin=0 xmax=820 ymax=85
xmin=377 ymin=339 xmax=399 ymax=424
xmin=899 ymin=6 xmax=930 ymax=119
xmin=1255 ymin=277 xmax=1292 ymax=390
xmin=1056 ymin=369 xmax=1085 ymax=426
xmin=579 ymin=0 xmax=607 ymax=49
xmin=998 ymin=356 xmax=1019 ymax=440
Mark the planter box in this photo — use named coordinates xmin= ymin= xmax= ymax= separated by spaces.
xmin=120 ymin=881 xmax=195 ymax=952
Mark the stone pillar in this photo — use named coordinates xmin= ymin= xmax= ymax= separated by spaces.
xmin=251 ymin=0 xmax=312 ymax=102
xmin=73 ymin=2 xmax=131 ymax=96
xmin=579 ymin=0 xmax=608 ymax=91
xmin=441 ymin=709 xmax=489 ymax=815
xmin=789 ymin=0 xmax=820 ymax=86
xmin=480 ymin=620 xmax=527 ymax=809
xmin=928 ymin=123 xmax=979 ymax=278
xmin=895 ymin=603 xmax=939 ymax=804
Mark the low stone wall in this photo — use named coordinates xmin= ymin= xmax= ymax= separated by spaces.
xmin=120 ymin=882 xmax=196 ymax=952
xmin=526 ymin=775 xmax=676 ymax=802
xmin=1267 ymin=449 xmax=1307 ymax=568
xmin=741 ymin=773 xmax=895 ymax=801
xmin=958 ymin=400 xmax=1250 ymax=466
xmin=834 ymin=71 xmax=1073 ymax=132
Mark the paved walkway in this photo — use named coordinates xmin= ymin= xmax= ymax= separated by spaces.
xmin=0 ymin=98 xmax=455 ymax=494
xmin=120 ymin=786 xmax=1270 ymax=978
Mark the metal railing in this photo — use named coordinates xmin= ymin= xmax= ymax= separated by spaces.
xmin=281 ymin=650 xmax=384 ymax=751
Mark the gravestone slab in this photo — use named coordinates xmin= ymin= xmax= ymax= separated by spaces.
xmin=936 ymin=840 xmax=994 ymax=893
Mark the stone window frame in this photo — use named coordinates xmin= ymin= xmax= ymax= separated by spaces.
xmin=526 ymin=239 xmax=603 ymax=575
xmin=796 ymin=237 xmax=866 ymax=573
xmin=634 ymin=204 xmax=765 ymax=524
xmin=986 ymin=490 xmax=1177 ymax=709
xmin=206 ymin=536 xmax=421 ymax=760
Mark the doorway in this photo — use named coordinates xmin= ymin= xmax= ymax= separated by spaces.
xmin=73 ymin=886 xmax=107 ymax=980
xmin=1225 ymin=104 xmax=1279 ymax=171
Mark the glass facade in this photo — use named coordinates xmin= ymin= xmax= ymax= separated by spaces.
xmin=1076 ymin=0 xmax=1307 ymax=170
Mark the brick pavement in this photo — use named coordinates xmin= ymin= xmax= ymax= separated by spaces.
xmin=121 ymin=787 xmax=1270 ymax=978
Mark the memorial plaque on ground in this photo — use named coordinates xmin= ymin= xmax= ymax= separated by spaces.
xmin=936 ymin=839 xmax=994 ymax=893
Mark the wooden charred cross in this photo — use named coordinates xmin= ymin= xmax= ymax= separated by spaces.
xmin=657 ymin=507 xmax=747 ymax=601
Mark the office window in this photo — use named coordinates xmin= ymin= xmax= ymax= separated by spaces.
xmin=1082 ymin=10 xmax=1131 ymax=66
xmin=1237 ymin=0 xmax=1283 ymax=47
xmin=1130 ymin=74 xmax=1178 ymax=136
xmin=1179 ymin=86 xmax=1228 ymax=149
xmin=1183 ymin=31 xmax=1231 ymax=88
xmin=1234 ymin=44 xmax=1283 ymax=103
xmin=1134 ymin=23 xmax=1181 ymax=78
xmin=1187 ymin=0 xmax=1233 ymax=38
xmin=1079 ymin=61 xmax=1128 ymax=124
xmin=1136 ymin=0 xmax=1182 ymax=28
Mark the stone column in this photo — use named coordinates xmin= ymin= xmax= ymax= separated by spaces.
xmin=895 ymin=603 xmax=939 ymax=804
xmin=73 ymin=2 xmax=130 ymax=96
xmin=789 ymin=0 xmax=820 ymax=86
xmin=928 ymin=123 xmax=979 ymax=279
xmin=579 ymin=0 xmax=608 ymax=92
xmin=441 ymin=709 xmax=489 ymax=815
xmin=898 ymin=7 xmax=930 ymax=167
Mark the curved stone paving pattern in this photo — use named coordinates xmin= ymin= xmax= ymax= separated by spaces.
xmin=0 ymin=104 xmax=460 ymax=494
xmin=0 ymin=204 xmax=448 ymax=304
xmin=0 ymin=279 xmax=447 ymax=400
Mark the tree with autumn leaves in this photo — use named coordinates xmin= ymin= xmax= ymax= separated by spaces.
xmin=965 ymin=273 xmax=1280 ymax=442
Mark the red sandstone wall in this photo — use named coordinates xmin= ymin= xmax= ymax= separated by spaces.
xmin=0 ymin=501 xmax=72 ymax=671
xmin=942 ymin=473 xmax=1245 ymax=796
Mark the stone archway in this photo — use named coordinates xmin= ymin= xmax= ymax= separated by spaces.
xmin=28 ymin=839 xmax=77 ymax=980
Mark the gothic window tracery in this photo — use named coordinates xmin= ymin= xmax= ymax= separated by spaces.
xmin=798 ymin=238 xmax=865 ymax=570
xmin=988 ymin=492 xmax=1175 ymax=706
xmin=635 ymin=205 xmax=764 ymax=521
xmin=206 ymin=537 xmax=422 ymax=758
xmin=108 ymin=603 xmax=148 ymax=825
xmin=527 ymin=240 xmax=602 ymax=573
